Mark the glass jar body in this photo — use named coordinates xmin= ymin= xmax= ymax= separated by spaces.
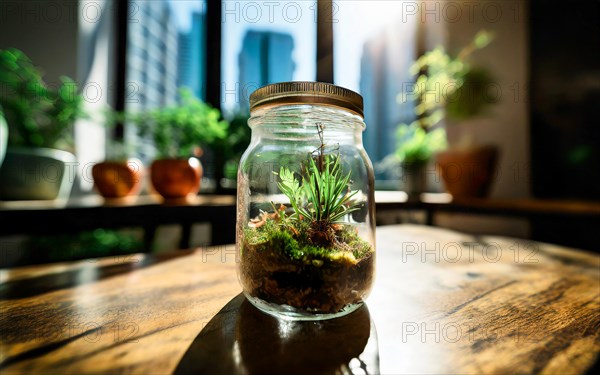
xmin=236 ymin=104 xmax=376 ymax=320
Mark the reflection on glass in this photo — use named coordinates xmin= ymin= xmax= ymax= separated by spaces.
xmin=221 ymin=1 xmax=316 ymax=114
xmin=333 ymin=1 xmax=418 ymax=171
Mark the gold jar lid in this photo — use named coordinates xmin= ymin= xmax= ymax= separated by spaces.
xmin=249 ymin=81 xmax=364 ymax=118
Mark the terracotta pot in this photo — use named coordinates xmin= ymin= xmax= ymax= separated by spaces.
xmin=92 ymin=159 xmax=143 ymax=198
xmin=436 ymin=145 xmax=499 ymax=198
xmin=150 ymin=158 xmax=202 ymax=199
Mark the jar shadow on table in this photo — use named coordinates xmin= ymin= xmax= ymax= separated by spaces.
xmin=174 ymin=293 xmax=380 ymax=375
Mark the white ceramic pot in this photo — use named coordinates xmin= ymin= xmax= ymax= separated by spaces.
xmin=0 ymin=147 xmax=77 ymax=200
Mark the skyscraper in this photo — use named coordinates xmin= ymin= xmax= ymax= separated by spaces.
xmin=238 ymin=31 xmax=295 ymax=111
xmin=178 ymin=11 xmax=205 ymax=99
xmin=126 ymin=0 xmax=179 ymax=112
xmin=359 ymin=21 xmax=417 ymax=170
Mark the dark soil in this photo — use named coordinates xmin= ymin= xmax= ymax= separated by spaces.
xmin=240 ymin=222 xmax=375 ymax=314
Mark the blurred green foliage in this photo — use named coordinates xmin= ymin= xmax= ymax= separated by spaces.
xmin=119 ymin=89 xmax=229 ymax=158
xmin=0 ymin=48 xmax=85 ymax=150
xmin=395 ymin=124 xmax=447 ymax=165
xmin=215 ymin=112 xmax=251 ymax=180
xmin=394 ymin=30 xmax=496 ymax=165
xmin=27 ymin=228 xmax=143 ymax=262
xmin=568 ymin=145 xmax=593 ymax=165
xmin=446 ymin=67 xmax=497 ymax=121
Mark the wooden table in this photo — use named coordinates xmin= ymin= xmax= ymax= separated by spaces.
xmin=1 ymin=225 xmax=598 ymax=374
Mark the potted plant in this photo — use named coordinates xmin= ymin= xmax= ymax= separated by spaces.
xmin=383 ymin=31 xmax=497 ymax=199
xmin=394 ymin=122 xmax=447 ymax=200
xmin=89 ymin=109 xmax=144 ymax=199
xmin=240 ymin=150 xmax=375 ymax=314
xmin=0 ymin=48 xmax=84 ymax=201
xmin=410 ymin=30 xmax=498 ymax=198
xmin=91 ymin=137 xmax=144 ymax=200
xmin=124 ymin=89 xmax=228 ymax=199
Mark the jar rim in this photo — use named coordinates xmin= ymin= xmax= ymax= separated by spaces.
xmin=249 ymin=82 xmax=364 ymax=118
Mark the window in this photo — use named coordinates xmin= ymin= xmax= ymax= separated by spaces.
xmin=119 ymin=0 xmax=415 ymax=177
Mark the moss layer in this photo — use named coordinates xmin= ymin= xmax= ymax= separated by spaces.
xmin=243 ymin=219 xmax=373 ymax=264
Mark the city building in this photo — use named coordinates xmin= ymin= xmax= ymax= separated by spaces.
xmin=359 ymin=22 xmax=417 ymax=168
xmin=126 ymin=0 xmax=179 ymax=112
xmin=238 ymin=30 xmax=295 ymax=111
xmin=177 ymin=12 xmax=205 ymax=100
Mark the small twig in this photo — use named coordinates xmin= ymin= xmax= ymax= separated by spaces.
xmin=315 ymin=122 xmax=325 ymax=173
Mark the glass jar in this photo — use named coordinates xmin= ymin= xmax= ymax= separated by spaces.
xmin=236 ymin=82 xmax=376 ymax=320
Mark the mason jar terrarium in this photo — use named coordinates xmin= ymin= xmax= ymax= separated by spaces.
xmin=236 ymin=82 xmax=376 ymax=320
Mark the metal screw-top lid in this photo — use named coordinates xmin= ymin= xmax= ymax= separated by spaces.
xmin=249 ymin=81 xmax=364 ymax=118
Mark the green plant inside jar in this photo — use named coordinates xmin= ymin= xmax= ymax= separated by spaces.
xmin=241 ymin=130 xmax=375 ymax=315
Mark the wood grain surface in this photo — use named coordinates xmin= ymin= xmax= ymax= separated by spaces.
xmin=0 ymin=225 xmax=598 ymax=374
